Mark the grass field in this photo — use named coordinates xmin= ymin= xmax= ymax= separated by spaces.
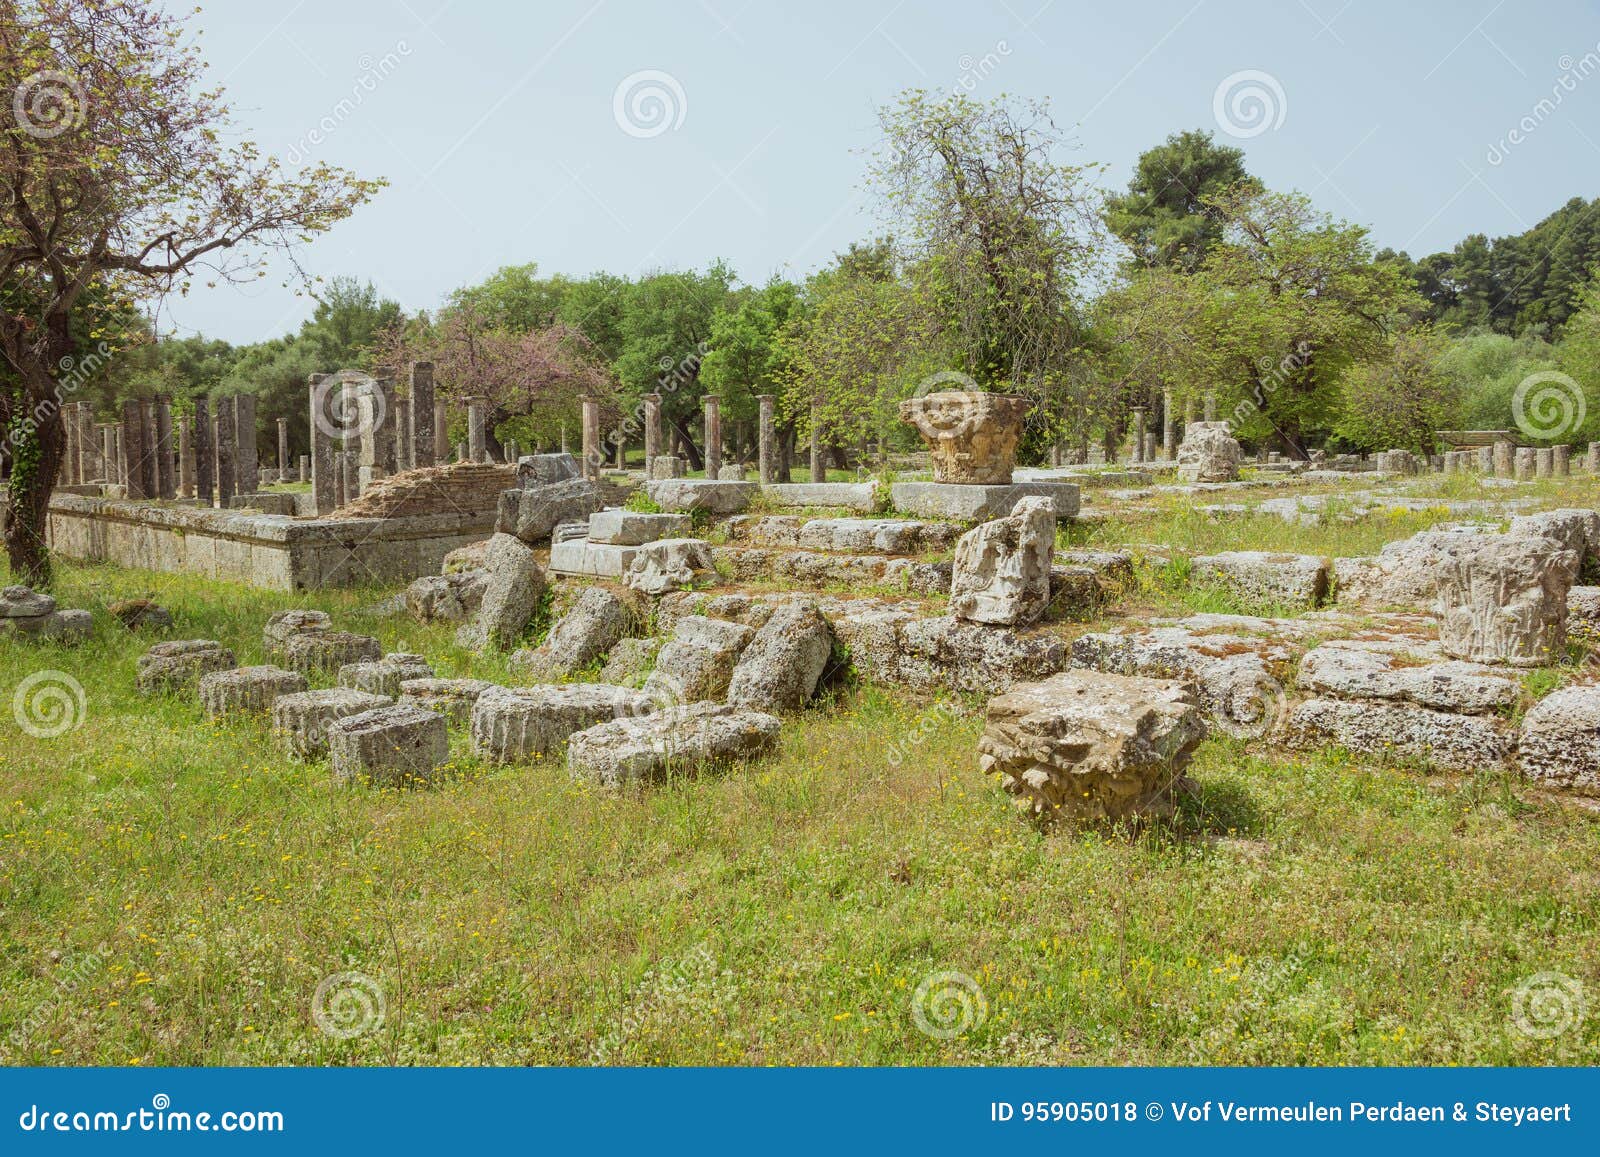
xmin=2 ymin=480 xmax=1598 ymax=1066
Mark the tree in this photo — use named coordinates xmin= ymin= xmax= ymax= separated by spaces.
xmin=867 ymin=91 xmax=1095 ymax=407
xmin=0 ymin=0 xmax=380 ymax=583
xmin=612 ymin=263 xmax=736 ymax=469
xmin=299 ymin=276 xmax=403 ymax=368
xmin=699 ymin=276 xmax=799 ymax=453
xmin=1104 ymin=129 xmax=1253 ymax=271
xmin=1334 ymin=329 xmax=1460 ymax=454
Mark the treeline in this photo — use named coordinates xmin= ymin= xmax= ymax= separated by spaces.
xmin=75 ymin=99 xmax=1600 ymax=467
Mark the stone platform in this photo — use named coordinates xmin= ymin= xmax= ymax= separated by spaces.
xmin=889 ymin=481 xmax=1080 ymax=521
xmin=37 ymin=491 xmax=494 ymax=591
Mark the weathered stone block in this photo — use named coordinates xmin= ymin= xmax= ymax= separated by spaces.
xmin=727 ymin=601 xmax=835 ymax=712
xmin=282 ymin=629 xmax=383 ymax=675
xmin=645 ymin=479 xmax=758 ymax=514
xmin=459 ymin=532 xmax=547 ymax=651
xmin=469 ymin=683 xmax=652 ymax=764
xmin=1285 ymin=697 xmax=1514 ymax=771
xmin=1431 ymin=534 xmax=1577 ymax=666
xmin=328 ymin=704 xmax=450 ymax=786
xmin=1191 ymin=551 xmax=1330 ymax=607
xmin=136 ymin=639 xmax=237 ymax=694
xmin=979 ymin=670 xmax=1206 ymax=826
xmin=199 ymin=665 xmax=308 ymax=718
xmin=1518 ymin=685 xmax=1600 ymax=795
xmin=263 ymin=609 xmax=331 ymax=652
xmin=397 ymin=677 xmax=498 ymax=727
xmin=646 ymin=615 xmax=755 ymax=704
xmin=587 ymin=509 xmax=691 ymax=546
xmin=272 ymin=688 xmax=394 ymax=759
xmin=511 ymin=586 xmax=633 ymax=679
xmin=495 ymin=477 xmax=602 ymax=543
xmin=1296 ymin=645 xmax=1518 ymax=713
xmin=888 ymin=481 xmax=1079 ymax=521
xmin=1175 ymin=421 xmax=1241 ymax=483
xmin=949 ymin=496 xmax=1055 ymax=626
xmin=566 ymin=702 xmax=782 ymax=787
xmin=898 ymin=390 xmax=1027 ymax=484
xmin=623 ymin=538 xmax=716 ymax=595
xmin=337 ymin=653 xmax=435 ymax=697
xmin=403 ymin=570 xmax=487 ymax=622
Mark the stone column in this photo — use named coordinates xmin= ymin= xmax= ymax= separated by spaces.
xmin=1492 ymin=439 xmax=1514 ymax=478
xmin=702 ymin=395 xmax=722 ymax=480
xmin=1554 ymin=444 xmax=1571 ymax=476
xmin=409 ymin=362 xmax=435 ymax=469
xmin=1588 ymin=442 xmax=1600 ymax=473
xmin=1162 ymin=389 xmax=1176 ymax=459
xmin=642 ymin=393 xmax=662 ymax=475
xmin=98 ymin=424 xmax=117 ymax=485
xmin=75 ymin=404 xmax=97 ymax=482
xmin=152 ymin=396 xmax=173 ymax=498
xmin=359 ymin=375 xmax=396 ymax=484
xmin=1129 ymin=407 xmax=1146 ymax=463
xmin=63 ymin=408 xmax=81 ymax=485
xmin=214 ymin=400 xmax=236 ymax=508
xmin=177 ymin=417 xmax=194 ymax=498
xmin=465 ymin=396 xmax=489 ymax=463
xmin=194 ymin=397 xmax=213 ymax=507
xmin=757 ymin=394 xmax=776 ymax=485
xmin=1535 ymin=447 xmax=1554 ymax=478
xmin=1476 ymin=446 xmax=1493 ymax=474
xmin=298 ymin=454 xmax=309 ymax=483
xmin=140 ymin=400 xmax=159 ymax=498
xmin=308 ymin=376 xmax=335 ymax=515
xmin=394 ymin=397 xmax=412 ymax=472
xmin=277 ymin=418 xmax=290 ymax=482
xmin=120 ymin=399 xmax=148 ymax=499
xmin=579 ymin=396 xmax=601 ymax=482
xmin=810 ymin=398 xmax=825 ymax=483
xmin=1203 ymin=392 xmax=1217 ymax=422
xmin=433 ymin=399 xmax=448 ymax=466
xmin=233 ymin=392 xmax=257 ymax=499
xmin=1514 ymin=446 xmax=1535 ymax=481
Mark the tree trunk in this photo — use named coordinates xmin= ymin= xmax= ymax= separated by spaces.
xmin=3 ymin=374 xmax=65 ymax=587
xmin=669 ymin=416 xmax=704 ymax=471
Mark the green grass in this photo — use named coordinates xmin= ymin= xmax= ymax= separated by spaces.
xmin=2 ymin=558 xmax=1598 ymax=1066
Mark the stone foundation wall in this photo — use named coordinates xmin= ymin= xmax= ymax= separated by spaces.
xmin=35 ymin=491 xmax=493 ymax=591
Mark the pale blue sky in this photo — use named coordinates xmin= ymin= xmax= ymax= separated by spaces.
xmin=166 ymin=0 xmax=1600 ymax=343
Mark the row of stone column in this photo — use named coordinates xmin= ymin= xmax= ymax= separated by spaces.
xmin=308 ymin=363 xmax=443 ymax=514
xmin=579 ymin=391 xmax=826 ymax=486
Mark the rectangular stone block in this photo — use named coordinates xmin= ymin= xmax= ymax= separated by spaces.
xmin=587 ymin=509 xmax=691 ymax=545
xmin=760 ymin=481 xmax=880 ymax=512
xmin=889 ymin=481 xmax=1080 ymax=521
xmin=548 ymin=537 xmax=642 ymax=578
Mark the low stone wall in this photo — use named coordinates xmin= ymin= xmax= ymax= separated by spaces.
xmin=39 ymin=491 xmax=493 ymax=591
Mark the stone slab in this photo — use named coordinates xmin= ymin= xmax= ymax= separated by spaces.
xmin=548 ymin=537 xmax=642 ymax=578
xmin=759 ymin=482 xmax=880 ymax=512
xmin=889 ymin=481 xmax=1079 ymax=521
